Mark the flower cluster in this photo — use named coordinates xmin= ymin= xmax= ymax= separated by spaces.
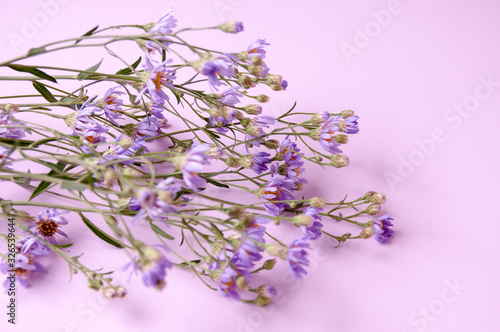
xmin=0 ymin=9 xmax=394 ymax=305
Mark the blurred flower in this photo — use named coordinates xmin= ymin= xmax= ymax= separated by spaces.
xmin=199 ymin=55 xmax=235 ymax=89
xmin=286 ymin=237 xmax=310 ymax=279
xmin=300 ymin=207 xmax=323 ymax=240
xmin=218 ymin=86 xmax=242 ymax=106
xmin=133 ymin=177 xmax=182 ymax=222
xmin=262 ymin=174 xmax=295 ymax=216
xmin=181 ymin=144 xmax=211 ymax=191
xmin=318 ymin=117 xmax=343 ymax=154
xmin=247 ymin=39 xmax=270 ymax=59
xmin=340 ymin=115 xmax=360 ymax=134
xmin=125 ymin=245 xmax=172 ymax=290
xmin=102 ymin=86 xmax=125 ymax=124
xmin=219 ymin=21 xmax=244 ymax=34
xmin=373 ymin=214 xmax=394 ymax=243
xmin=252 ymin=152 xmax=271 ymax=174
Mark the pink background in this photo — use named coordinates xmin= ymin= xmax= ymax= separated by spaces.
xmin=1 ymin=0 xmax=499 ymax=331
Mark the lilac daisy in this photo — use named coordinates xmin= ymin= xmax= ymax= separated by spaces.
xmin=218 ymin=86 xmax=242 ymax=106
xmin=31 ymin=208 xmax=69 ymax=244
xmin=245 ymin=115 xmax=276 ymax=148
xmin=219 ymin=21 xmax=244 ymax=34
xmin=318 ymin=117 xmax=343 ymax=154
xmin=218 ymin=265 xmax=243 ymax=301
xmin=286 ymin=237 xmax=311 ymax=279
xmin=373 ymin=214 xmax=394 ymax=243
xmin=133 ymin=177 xmax=182 ymax=222
xmin=135 ymin=116 xmax=160 ymax=141
xmin=0 ymin=111 xmax=26 ymax=139
xmin=234 ymin=221 xmax=267 ymax=268
xmin=181 ymin=144 xmax=211 ymax=191
xmin=200 ymin=55 xmax=235 ymax=89
xmin=0 ymin=252 xmax=47 ymax=290
xmin=101 ymin=86 xmax=124 ymax=124
xmin=252 ymin=152 xmax=271 ymax=175
xmin=0 ymin=146 xmax=13 ymax=170
xmin=137 ymin=62 xmax=176 ymax=104
xmin=262 ymin=174 xmax=296 ymax=216
xmin=340 ymin=115 xmax=360 ymax=134
xmin=300 ymin=207 xmax=324 ymax=240
xmin=125 ymin=245 xmax=172 ymax=290
xmin=247 ymin=39 xmax=270 ymax=59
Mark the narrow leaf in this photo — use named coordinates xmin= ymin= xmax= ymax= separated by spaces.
xmin=206 ymin=178 xmax=229 ymax=189
xmin=27 ymin=46 xmax=47 ymax=57
xmin=32 ymin=81 xmax=57 ymax=103
xmin=77 ymin=59 xmax=103 ymax=81
xmin=75 ymin=25 xmax=99 ymax=45
xmin=29 ymin=161 xmax=66 ymax=200
xmin=7 ymin=64 xmax=57 ymax=83
xmin=79 ymin=213 xmax=125 ymax=248
xmin=151 ymin=223 xmax=175 ymax=240
xmin=115 ymin=57 xmax=141 ymax=75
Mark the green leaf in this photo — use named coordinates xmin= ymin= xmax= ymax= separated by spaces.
xmin=79 ymin=213 xmax=125 ymax=248
xmin=210 ymin=223 xmax=224 ymax=238
xmin=11 ymin=170 xmax=31 ymax=188
xmin=27 ymin=46 xmax=47 ymax=57
xmin=115 ymin=57 xmax=141 ymax=75
xmin=0 ymin=137 xmax=33 ymax=147
xmin=59 ymin=96 xmax=77 ymax=103
xmin=75 ymin=25 xmax=99 ymax=45
xmin=206 ymin=178 xmax=229 ymax=189
xmin=150 ymin=223 xmax=175 ymax=240
xmin=0 ymin=200 xmax=12 ymax=214
xmin=7 ymin=64 xmax=57 ymax=83
xmin=29 ymin=161 xmax=66 ymax=200
xmin=32 ymin=81 xmax=57 ymax=103
xmin=77 ymin=59 xmax=103 ymax=81
xmin=53 ymin=243 xmax=73 ymax=248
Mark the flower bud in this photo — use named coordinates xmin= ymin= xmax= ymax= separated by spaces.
xmin=223 ymin=157 xmax=241 ymax=168
xmin=292 ymin=214 xmax=313 ymax=227
xmin=243 ymin=104 xmax=263 ymax=115
xmin=367 ymin=192 xmax=387 ymax=204
xmin=266 ymin=244 xmax=286 ymax=259
xmin=309 ymin=128 xmax=321 ymax=140
xmin=341 ymin=109 xmax=355 ymax=118
xmin=116 ymin=286 xmax=126 ymax=298
xmin=102 ymin=287 xmax=117 ymax=299
xmin=236 ymin=275 xmax=249 ymax=291
xmin=261 ymin=139 xmax=280 ymax=149
xmin=366 ymin=204 xmax=381 ymax=216
xmin=239 ymin=155 xmax=255 ymax=169
xmin=239 ymin=75 xmax=256 ymax=89
xmin=262 ymin=259 xmax=277 ymax=270
xmin=228 ymin=206 xmax=246 ymax=219
xmin=329 ymin=154 xmax=349 ymax=168
xmin=218 ymin=21 xmax=244 ymax=34
xmin=103 ymin=169 xmax=117 ymax=188
xmin=256 ymin=94 xmax=270 ymax=103
xmin=309 ymin=197 xmax=326 ymax=209
xmin=334 ymin=134 xmax=349 ymax=144
xmin=118 ymin=137 xmax=134 ymax=149
xmin=360 ymin=226 xmax=375 ymax=239
xmin=206 ymin=145 xmax=223 ymax=159
xmin=123 ymin=168 xmax=140 ymax=177
xmin=208 ymin=107 xmax=223 ymax=118
xmin=312 ymin=155 xmax=323 ymax=162
xmin=250 ymin=56 xmax=263 ymax=66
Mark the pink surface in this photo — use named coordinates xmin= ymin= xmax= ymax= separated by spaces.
xmin=1 ymin=0 xmax=499 ymax=331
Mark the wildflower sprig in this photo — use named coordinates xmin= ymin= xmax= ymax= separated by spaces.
xmin=0 ymin=9 xmax=394 ymax=305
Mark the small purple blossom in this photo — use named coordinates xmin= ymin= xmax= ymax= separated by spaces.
xmin=262 ymin=174 xmax=296 ymax=216
xmin=125 ymin=245 xmax=172 ymax=290
xmin=135 ymin=116 xmax=160 ymax=141
xmin=286 ymin=237 xmax=311 ymax=279
xmin=281 ymin=80 xmax=288 ymax=90
xmin=137 ymin=62 xmax=176 ymax=104
xmin=133 ymin=177 xmax=182 ymax=222
xmin=373 ymin=214 xmax=394 ymax=243
xmin=318 ymin=117 xmax=343 ymax=154
xmin=247 ymin=39 xmax=270 ymax=59
xmin=200 ymin=55 xmax=235 ymax=89
xmin=102 ymin=135 xmax=149 ymax=164
xmin=220 ymin=21 xmax=244 ymax=34
xmin=182 ymin=144 xmax=211 ymax=191
xmin=252 ymin=152 xmax=271 ymax=174
xmin=219 ymin=87 xmax=242 ymax=106
xmin=234 ymin=222 xmax=267 ymax=268
xmin=218 ymin=265 xmax=242 ymax=301
xmin=102 ymin=86 xmax=124 ymax=124
xmin=149 ymin=8 xmax=177 ymax=35
xmin=81 ymin=125 xmax=108 ymax=153
xmin=0 ymin=252 xmax=47 ymax=290
xmin=0 ymin=146 xmax=13 ymax=170
xmin=31 ymin=208 xmax=69 ymax=244
xmin=341 ymin=115 xmax=359 ymax=134
xmin=0 ymin=111 xmax=25 ymax=139
xmin=300 ymin=207 xmax=324 ymax=240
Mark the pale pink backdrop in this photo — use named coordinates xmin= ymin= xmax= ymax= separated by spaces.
xmin=0 ymin=0 xmax=499 ymax=331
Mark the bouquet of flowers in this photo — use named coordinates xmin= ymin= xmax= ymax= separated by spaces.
xmin=0 ymin=8 xmax=394 ymax=305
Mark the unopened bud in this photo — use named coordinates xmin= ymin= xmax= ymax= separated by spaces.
xmin=228 ymin=206 xmax=246 ymax=219
xmin=360 ymin=226 xmax=375 ymax=239
xmin=334 ymin=134 xmax=349 ymax=144
xmin=223 ymin=157 xmax=241 ymax=168
xmin=366 ymin=204 xmax=381 ymax=216
xmin=261 ymin=139 xmax=280 ymax=149
xmin=103 ymin=169 xmax=117 ymax=188
xmin=329 ymin=154 xmax=349 ymax=168
xmin=292 ymin=214 xmax=313 ymax=227
xmin=266 ymin=244 xmax=286 ymax=259
xmin=262 ymin=259 xmax=277 ymax=270
xmin=218 ymin=21 xmax=244 ymax=34
xmin=236 ymin=275 xmax=249 ymax=291
xmin=309 ymin=197 xmax=326 ymax=209
xmin=309 ymin=128 xmax=321 ymax=140
xmin=102 ymin=287 xmax=117 ymax=299
xmin=310 ymin=111 xmax=330 ymax=124
xmin=341 ymin=109 xmax=355 ymax=118
xmin=243 ymin=104 xmax=263 ymax=115
xmin=256 ymin=94 xmax=269 ymax=103
xmin=239 ymin=155 xmax=254 ymax=169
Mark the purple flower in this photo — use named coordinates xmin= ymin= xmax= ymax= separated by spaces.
xmin=373 ymin=214 xmax=394 ymax=243
xmin=137 ymin=62 xmax=176 ymax=104
xmin=125 ymin=245 xmax=172 ymax=290
xmin=218 ymin=265 xmax=242 ymax=301
xmin=247 ymin=39 xmax=270 ymax=59
xmin=133 ymin=177 xmax=182 ymax=222
xmin=146 ymin=102 xmax=166 ymax=119
xmin=181 ymin=144 xmax=211 ymax=191
xmin=234 ymin=221 xmax=267 ymax=268
xmin=0 ymin=111 xmax=25 ymax=139
xmin=252 ymin=152 xmax=271 ymax=175
xmin=300 ymin=207 xmax=324 ymax=240
xmin=281 ymin=80 xmax=288 ymax=90
xmin=69 ymin=101 xmax=103 ymax=136
xmin=200 ymin=55 xmax=235 ymax=89
xmin=81 ymin=125 xmax=108 ymax=153
xmin=262 ymin=174 xmax=296 ymax=216
xmin=135 ymin=116 xmax=160 ymax=141
xmin=102 ymin=86 xmax=124 ymax=124
xmin=219 ymin=87 xmax=242 ymax=106
xmin=318 ymin=117 xmax=343 ymax=154
xmin=279 ymin=136 xmax=306 ymax=180
xmin=102 ymin=135 xmax=149 ymax=164
xmin=341 ymin=115 xmax=359 ymax=134
xmin=31 ymin=208 xmax=69 ymax=244
xmin=149 ymin=8 xmax=177 ymax=35
xmin=245 ymin=115 xmax=276 ymax=148
xmin=286 ymin=237 xmax=310 ymax=279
